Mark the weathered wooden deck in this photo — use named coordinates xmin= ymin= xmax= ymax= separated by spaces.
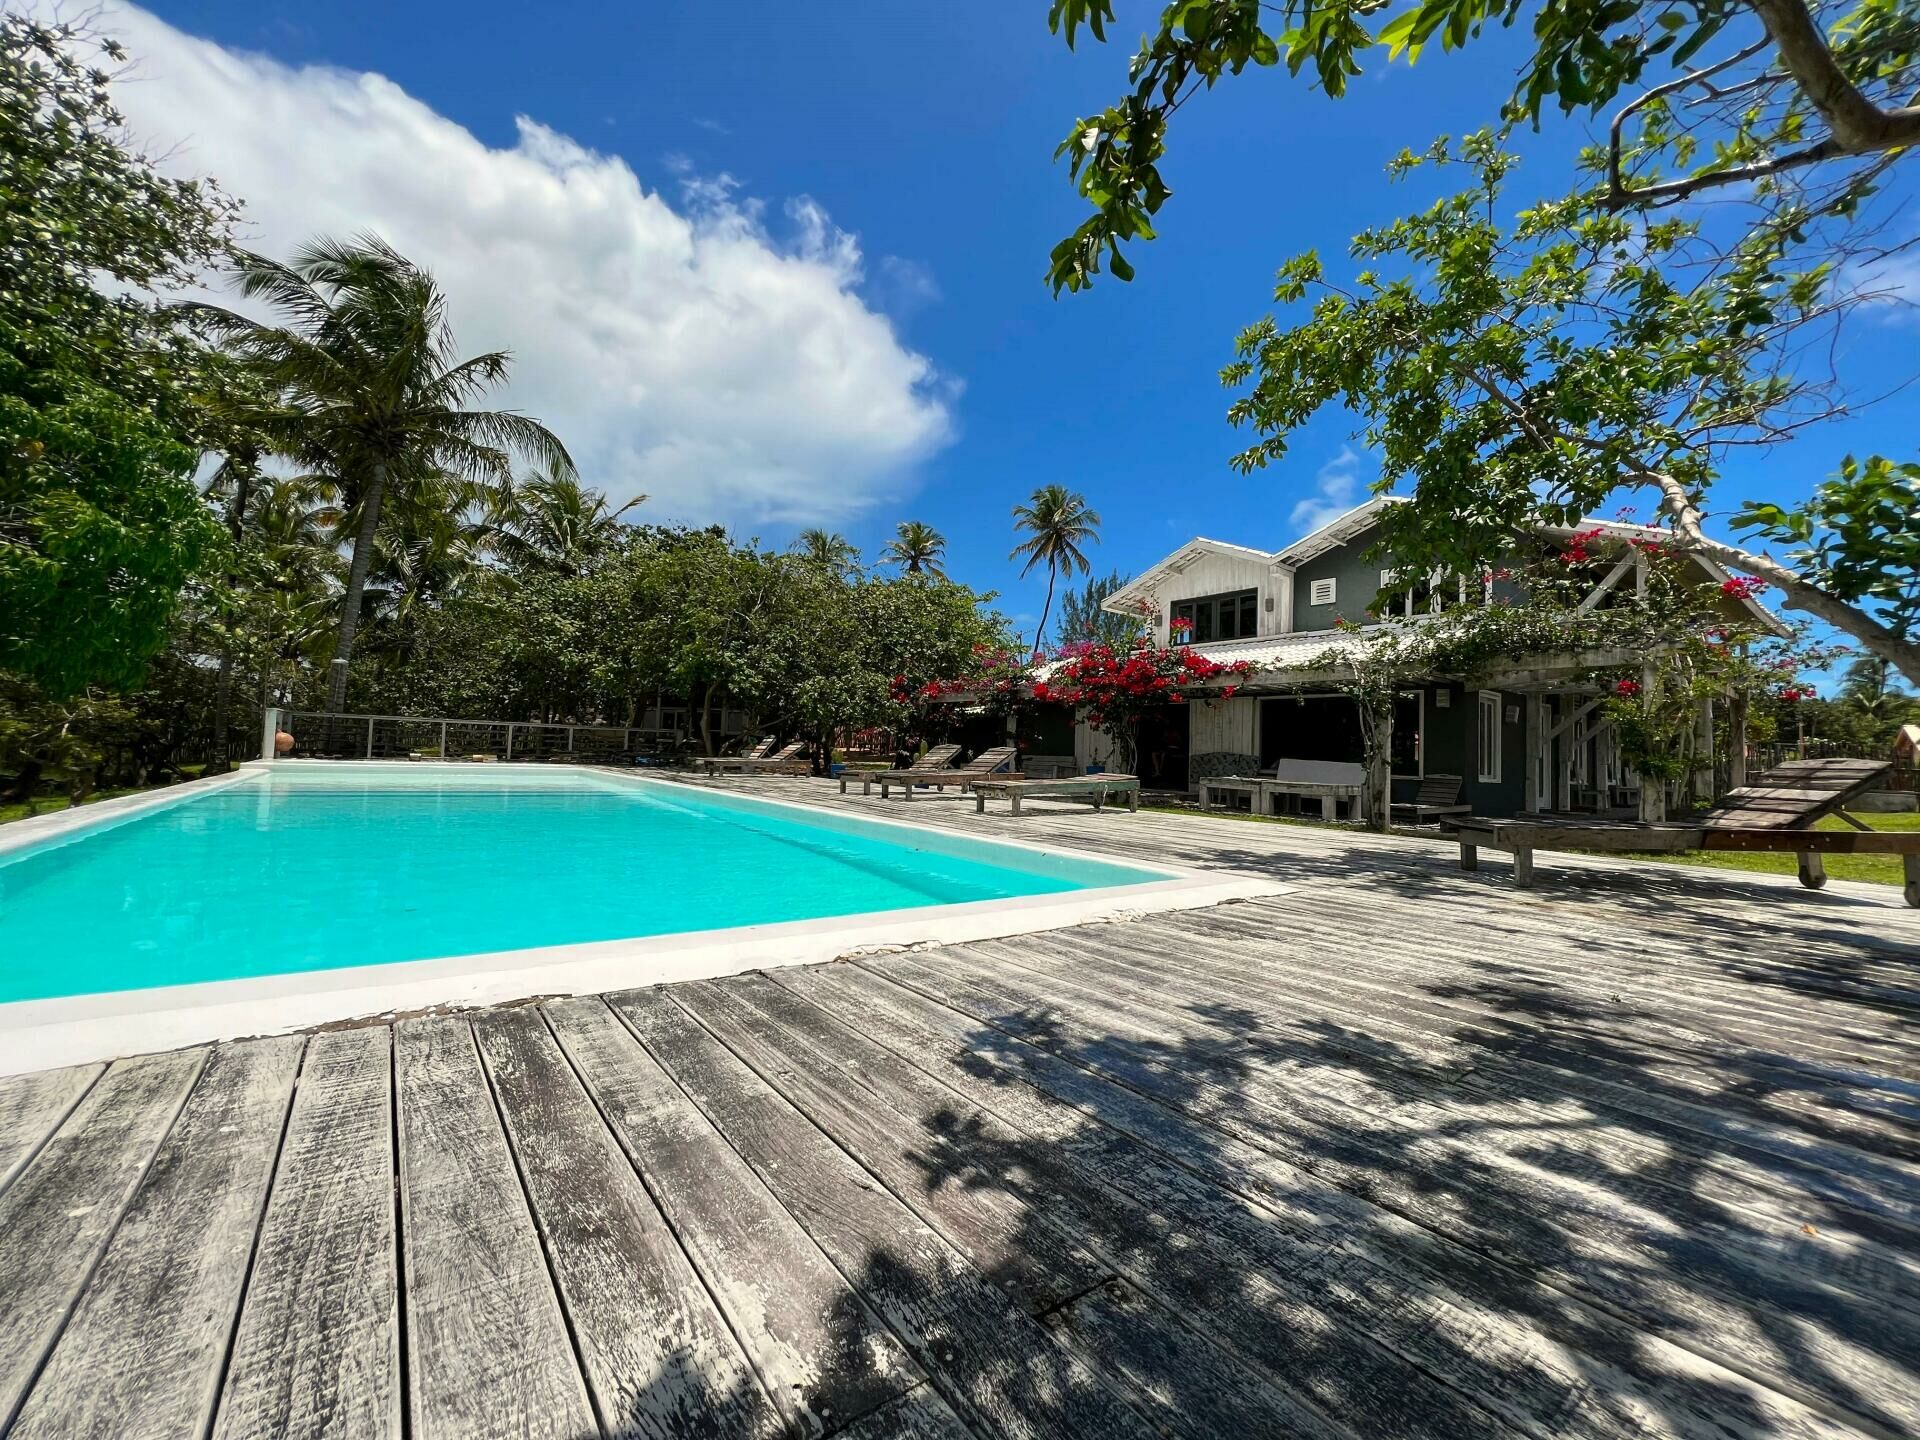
xmin=3 ymin=776 xmax=1918 ymax=1440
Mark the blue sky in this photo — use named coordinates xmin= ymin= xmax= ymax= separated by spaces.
xmin=122 ymin=2 xmax=1919 ymax=651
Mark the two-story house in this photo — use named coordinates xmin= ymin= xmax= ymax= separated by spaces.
xmin=1051 ymin=496 xmax=1785 ymax=816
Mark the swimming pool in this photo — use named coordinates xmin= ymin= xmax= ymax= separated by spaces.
xmin=0 ymin=764 xmax=1160 ymax=1004
xmin=0 ymin=762 xmax=1284 ymax=1075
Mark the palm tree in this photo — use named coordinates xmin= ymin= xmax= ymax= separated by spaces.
xmin=880 ymin=520 xmax=947 ymax=577
xmin=1010 ymin=485 xmax=1101 ymax=660
xmin=189 ymin=236 xmax=574 ymax=712
xmin=792 ymin=528 xmax=861 ymax=578
xmin=489 ymin=469 xmax=643 ymax=577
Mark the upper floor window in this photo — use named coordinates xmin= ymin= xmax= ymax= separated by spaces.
xmin=1171 ymin=589 xmax=1258 ymax=643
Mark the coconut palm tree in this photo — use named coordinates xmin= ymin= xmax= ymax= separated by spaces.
xmin=792 ymin=528 xmax=861 ymax=578
xmin=489 ymin=469 xmax=643 ymax=577
xmin=880 ymin=520 xmax=947 ymax=577
xmin=189 ymin=236 xmax=574 ymax=712
xmin=1010 ymin=484 xmax=1101 ymax=660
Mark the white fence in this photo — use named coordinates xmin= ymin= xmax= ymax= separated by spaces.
xmin=263 ymin=709 xmax=682 ymax=763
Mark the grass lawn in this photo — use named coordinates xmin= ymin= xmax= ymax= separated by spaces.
xmin=1155 ymin=802 xmax=1917 ymax=888
xmin=1648 ymin=810 xmax=1917 ymax=888
xmin=0 ymin=786 xmax=155 ymax=827
xmin=0 ymin=766 xmax=212 ymax=827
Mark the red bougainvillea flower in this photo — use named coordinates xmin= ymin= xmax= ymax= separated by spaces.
xmin=1614 ymin=678 xmax=1642 ymax=697
xmin=1720 ymin=576 xmax=1767 ymax=599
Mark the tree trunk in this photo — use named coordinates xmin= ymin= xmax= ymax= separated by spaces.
xmin=1639 ymin=468 xmax=1920 ymax=687
xmin=1364 ymin=696 xmax=1392 ymax=833
xmin=699 ymin=683 xmax=717 ymax=756
xmin=1032 ymin=565 xmax=1059 ymax=664
xmin=327 ymin=460 xmax=389 ymax=715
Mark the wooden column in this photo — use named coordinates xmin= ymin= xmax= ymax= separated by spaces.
xmin=1728 ymin=690 xmax=1750 ymax=790
xmin=1524 ymin=695 xmax=1545 ymax=813
xmin=1553 ymin=695 xmax=1573 ymax=813
xmin=1692 ymin=698 xmax=1716 ymax=803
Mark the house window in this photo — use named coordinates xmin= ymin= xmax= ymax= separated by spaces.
xmin=1308 ymin=577 xmax=1337 ymax=607
xmin=1477 ymin=690 xmax=1503 ymax=783
xmin=1171 ymin=589 xmax=1258 ymax=642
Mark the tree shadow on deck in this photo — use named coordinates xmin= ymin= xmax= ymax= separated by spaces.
xmin=717 ymin=930 xmax=1920 ymax=1440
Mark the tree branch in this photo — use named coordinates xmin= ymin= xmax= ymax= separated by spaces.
xmin=1629 ymin=468 xmax=1920 ymax=686
xmin=1745 ymin=0 xmax=1920 ymax=149
xmin=1606 ymin=0 xmax=1920 ymax=210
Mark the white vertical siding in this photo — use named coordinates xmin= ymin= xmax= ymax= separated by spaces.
xmin=1125 ymin=550 xmax=1285 ymax=643
xmin=1189 ymin=697 xmax=1258 ymax=755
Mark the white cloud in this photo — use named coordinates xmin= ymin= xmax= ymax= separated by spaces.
xmin=1837 ymin=247 xmax=1920 ymax=327
xmin=76 ymin=2 xmax=955 ymax=527
xmin=1288 ymin=446 xmax=1364 ymax=532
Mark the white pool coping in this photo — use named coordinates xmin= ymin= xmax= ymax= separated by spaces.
xmin=0 ymin=761 xmax=1287 ymax=1075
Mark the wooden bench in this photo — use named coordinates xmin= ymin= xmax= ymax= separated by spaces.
xmin=972 ymin=775 xmax=1140 ymax=816
xmin=841 ymin=744 xmax=960 ymax=795
xmin=1456 ymin=759 xmax=1919 ymax=906
xmin=1199 ymin=759 xmax=1366 ymax=822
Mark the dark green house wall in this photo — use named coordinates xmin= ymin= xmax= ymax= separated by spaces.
xmin=1291 ymin=532 xmax=1396 ymax=632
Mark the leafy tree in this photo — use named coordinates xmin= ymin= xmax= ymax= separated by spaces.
xmin=880 ymin=520 xmax=948 ymax=577
xmin=1043 ymin=0 xmax=1920 ymax=291
xmin=189 ymin=236 xmax=574 ymax=713
xmin=791 ymin=528 xmax=862 ymax=579
xmin=0 ymin=17 xmax=234 ymax=697
xmin=1216 ymin=135 xmax=1920 ymax=685
xmin=488 ymin=469 xmax=642 ymax=578
xmin=1054 ymin=569 xmax=1145 ymax=652
xmin=1010 ymin=484 xmax=1102 ymax=660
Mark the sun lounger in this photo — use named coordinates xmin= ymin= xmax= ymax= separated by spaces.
xmin=1455 ymin=758 xmax=1919 ymax=906
xmin=878 ymin=745 xmax=1017 ymax=800
xmin=1392 ymin=773 xmax=1471 ymax=824
xmin=696 ymin=740 xmax=810 ymax=776
xmin=972 ymin=774 xmax=1139 ymax=815
xmin=842 ymin=743 xmax=960 ymax=795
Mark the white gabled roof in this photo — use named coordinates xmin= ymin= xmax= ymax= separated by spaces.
xmin=1272 ymin=495 xmax=1404 ymax=568
xmin=1101 ymin=537 xmax=1281 ymax=614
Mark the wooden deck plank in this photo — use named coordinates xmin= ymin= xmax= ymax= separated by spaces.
xmin=1103 ymin=915 xmax=1920 ymax=1281
xmin=761 ymin=967 xmax=1873 ymax=1440
xmin=472 ymin=1005 xmax=783 ymax=1440
xmin=1194 ymin=896 xmax=1920 ymax=1110
xmin=783 ymin=963 xmax=1890 ymax=1440
xmin=864 ymin=947 xmax=1920 ymax=1435
xmin=828 ymin=1384 xmax=977 ymax=1440
xmin=0 ymin=1063 xmax=103 ymax=1195
xmin=0 ymin=1046 xmax=207 ymax=1430
xmin=542 ymin=996 xmax=923 ymax=1439
xmin=211 ymin=1026 xmax=403 ymax=1440
xmin=1122 ymin=907 xmax=1920 ymax=1208
xmin=607 ymin=986 xmax=1158 ymax=1440
xmin=1117 ymin=906 xmax=1920 ymax=1230
xmin=671 ymin=979 xmax=1109 ymax=1316
xmin=9 ymin=1037 xmax=304 ymax=1440
xmin=394 ymin=1015 xmax=597 ymax=1440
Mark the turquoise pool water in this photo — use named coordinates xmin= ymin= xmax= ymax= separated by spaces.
xmin=0 ymin=768 xmax=1157 ymax=1003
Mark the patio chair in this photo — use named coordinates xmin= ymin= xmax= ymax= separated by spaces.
xmin=695 ymin=740 xmax=810 ymax=776
xmin=1392 ymin=773 xmax=1471 ymax=824
xmin=878 ymin=745 xmax=1018 ymax=800
xmin=1455 ymin=758 xmax=1919 ymax=906
xmin=841 ymin=743 xmax=960 ymax=795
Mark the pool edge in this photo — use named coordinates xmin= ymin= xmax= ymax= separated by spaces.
xmin=1 ymin=767 xmax=1288 ymax=1075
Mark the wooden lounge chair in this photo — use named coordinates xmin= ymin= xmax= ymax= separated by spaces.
xmin=696 ymin=740 xmax=810 ymax=776
xmin=878 ymin=745 xmax=1017 ymax=800
xmin=1455 ymin=758 xmax=1919 ymax=906
xmin=842 ymin=743 xmax=960 ymax=795
xmin=1392 ymin=773 xmax=1471 ymax=824
xmin=973 ymin=774 xmax=1139 ymax=815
